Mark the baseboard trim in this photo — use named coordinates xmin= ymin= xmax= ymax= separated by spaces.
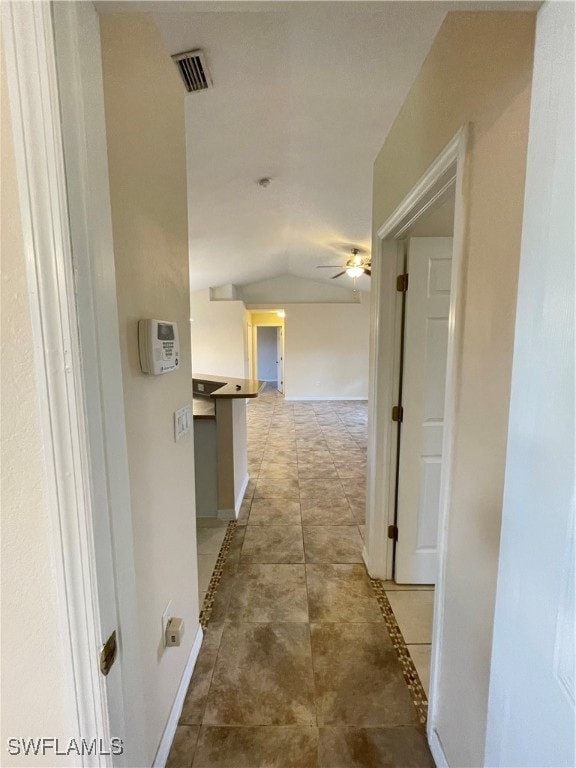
xmin=283 ymin=396 xmax=368 ymax=402
xmin=234 ymin=473 xmax=250 ymax=514
xmin=152 ymin=625 xmax=203 ymax=768
xmin=362 ymin=545 xmax=371 ymax=575
xmin=428 ymin=726 xmax=449 ymax=768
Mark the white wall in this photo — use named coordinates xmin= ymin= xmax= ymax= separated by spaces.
xmin=0 ymin=45 xmax=77 ymax=767
xmin=190 ymin=289 xmax=247 ymax=378
xmin=372 ymin=13 xmax=535 ymax=766
xmin=257 ymin=326 xmax=278 ymax=381
xmin=239 ymin=273 xmax=361 ymax=304
xmin=190 ymin=292 xmax=369 ymax=398
xmin=284 ymin=300 xmax=371 ymax=400
xmin=485 ymin=4 xmax=575 ymax=766
xmin=100 ymin=14 xmax=200 ymax=764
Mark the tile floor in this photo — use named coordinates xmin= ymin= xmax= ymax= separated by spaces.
xmin=196 ymin=519 xmax=229 ymax=608
xmin=179 ymin=387 xmax=435 ymax=767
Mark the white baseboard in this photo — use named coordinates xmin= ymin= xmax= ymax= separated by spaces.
xmin=153 ymin=625 xmax=203 ymax=768
xmin=216 ymin=474 xmax=249 ymax=521
xmin=362 ymin=543 xmax=388 ymax=580
xmin=234 ymin=473 xmax=250 ymax=514
xmin=283 ymin=396 xmax=368 ymax=402
xmin=428 ymin=726 xmax=449 ymax=768
xmin=362 ymin=545 xmax=371 ymax=575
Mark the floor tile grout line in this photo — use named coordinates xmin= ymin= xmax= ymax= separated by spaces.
xmin=370 ymin=578 xmax=429 ymax=725
xmin=302 ymin=533 xmax=319 ymax=729
xmin=199 ymin=521 xmax=237 ymax=630
xmin=192 ymin=523 xmax=240 ymax=731
xmin=181 ymin=392 xmax=426 ymax=761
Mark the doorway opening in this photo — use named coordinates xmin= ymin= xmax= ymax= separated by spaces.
xmin=365 ymin=126 xmax=468 ymax=758
xmin=392 ymin=212 xmax=455 ymax=584
xmin=247 ymin=310 xmax=285 ymax=394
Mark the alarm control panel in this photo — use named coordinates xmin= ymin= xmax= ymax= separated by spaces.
xmin=138 ymin=319 xmax=180 ymax=375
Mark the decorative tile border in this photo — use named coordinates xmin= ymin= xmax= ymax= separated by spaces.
xmin=370 ymin=578 xmax=429 ymax=725
xmin=199 ymin=522 xmax=237 ymax=629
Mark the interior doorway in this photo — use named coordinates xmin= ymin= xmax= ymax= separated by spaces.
xmin=365 ymin=126 xmax=468 ymax=759
xmin=256 ymin=326 xmax=283 ymax=393
xmin=248 ymin=310 xmax=285 ymax=394
xmin=394 ymin=233 xmax=454 ymax=585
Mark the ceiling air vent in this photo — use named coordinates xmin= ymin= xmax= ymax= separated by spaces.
xmin=172 ymin=49 xmax=212 ymax=93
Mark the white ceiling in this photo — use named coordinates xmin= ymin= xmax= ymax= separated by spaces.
xmin=144 ymin=3 xmax=449 ymax=291
xmin=97 ymin=3 xmax=447 ymax=291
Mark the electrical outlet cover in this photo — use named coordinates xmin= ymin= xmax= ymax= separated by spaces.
xmin=162 ymin=600 xmax=172 ymax=644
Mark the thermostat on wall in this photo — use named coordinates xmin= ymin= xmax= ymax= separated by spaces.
xmin=138 ymin=319 xmax=180 ymax=375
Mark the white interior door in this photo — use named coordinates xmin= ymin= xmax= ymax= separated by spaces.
xmin=276 ymin=327 xmax=284 ymax=393
xmin=395 ymin=237 xmax=453 ymax=584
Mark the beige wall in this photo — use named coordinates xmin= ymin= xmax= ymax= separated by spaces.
xmin=100 ymin=14 xmax=199 ymax=764
xmin=373 ymin=12 xmax=535 ymax=766
xmin=194 ymin=297 xmax=370 ymax=399
xmin=284 ymin=301 xmax=371 ymax=400
xmin=0 ymin=47 xmax=77 ymax=767
xmin=191 ymin=289 xmax=248 ymax=378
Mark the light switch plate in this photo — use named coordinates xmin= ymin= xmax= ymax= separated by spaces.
xmin=174 ymin=405 xmax=192 ymax=441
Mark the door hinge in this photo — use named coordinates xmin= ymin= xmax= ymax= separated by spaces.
xmin=396 ymin=273 xmax=409 ymax=292
xmin=99 ymin=630 xmax=117 ymax=677
xmin=388 ymin=524 xmax=398 ymax=541
xmin=392 ymin=405 xmax=403 ymax=423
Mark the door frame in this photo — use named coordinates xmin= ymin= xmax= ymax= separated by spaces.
xmin=2 ymin=3 xmax=145 ymax=765
xmin=395 ymin=235 xmax=455 ymax=585
xmin=250 ymin=317 xmax=285 ymax=388
xmin=364 ymin=125 xmax=470 ymax=762
xmin=275 ymin=325 xmax=284 ymax=393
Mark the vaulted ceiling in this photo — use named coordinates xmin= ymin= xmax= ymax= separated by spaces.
xmin=148 ymin=3 xmax=449 ymax=291
xmin=101 ymin=2 xmax=448 ymax=292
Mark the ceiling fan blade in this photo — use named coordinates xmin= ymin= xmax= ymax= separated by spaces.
xmin=364 ymin=268 xmax=371 ymax=276
xmin=316 ymin=265 xmax=342 ymax=269
xmin=331 ymin=271 xmax=346 ymax=279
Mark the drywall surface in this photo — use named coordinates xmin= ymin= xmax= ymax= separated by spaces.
xmin=485 ymin=4 xmax=575 ymax=766
xmin=0 ymin=47 xmax=77 ymax=766
xmin=239 ymin=273 xmax=361 ymax=304
xmin=372 ymin=12 xmax=535 ymax=766
xmin=257 ymin=326 xmax=278 ymax=381
xmin=190 ymin=289 xmax=247 ymax=378
xmin=284 ymin=300 xmax=371 ymax=400
xmin=193 ymin=418 xmax=218 ymax=517
xmin=100 ymin=14 xmax=199 ymax=764
xmin=250 ymin=312 xmax=285 ymax=326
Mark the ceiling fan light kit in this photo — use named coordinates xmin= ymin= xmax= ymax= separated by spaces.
xmin=316 ymin=247 xmax=371 ymax=280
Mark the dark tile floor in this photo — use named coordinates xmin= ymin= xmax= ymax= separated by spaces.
xmin=168 ymin=387 xmax=434 ymax=767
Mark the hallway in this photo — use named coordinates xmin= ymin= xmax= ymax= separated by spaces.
xmin=169 ymin=388 xmax=434 ymax=767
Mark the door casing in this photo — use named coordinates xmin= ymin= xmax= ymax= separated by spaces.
xmin=364 ymin=125 xmax=470 ymax=765
xmin=2 ymin=3 xmax=146 ymax=765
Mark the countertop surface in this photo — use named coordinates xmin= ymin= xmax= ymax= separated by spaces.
xmin=192 ymin=397 xmax=215 ymax=419
xmin=193 ymin=373 xmax=265 ymax=399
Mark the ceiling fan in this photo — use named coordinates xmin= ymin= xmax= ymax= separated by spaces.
xmin=316 ymin=248 xmax=371 ymax=279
